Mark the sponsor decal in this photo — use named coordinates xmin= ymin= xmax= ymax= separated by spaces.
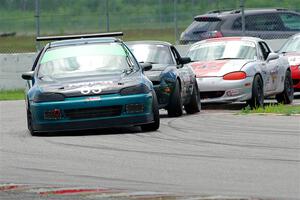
xmin=86 ymin=96 xmax=101 ymax=101
xmin=68 ymin=81 xmax=114 ymax=88
xmin=191 ymin=60 xmax=227 ymax=76
xmin=287 ymin=55 xmax=300 ymax=66
xmin=80 ymin=85 xmax=102 ymax=95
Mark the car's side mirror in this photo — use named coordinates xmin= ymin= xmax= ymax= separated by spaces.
xmin=179 ymin=57 xmax=191 ymax=65
xmin=140 ymin=63 xmax=152 ymax=71
xmin=266 ymin=53 xmax=279 ymax=62
xmin=22 ymin=71 xmax=34 ymax=80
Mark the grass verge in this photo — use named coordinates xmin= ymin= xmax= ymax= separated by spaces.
xmin=0 ymin=89 xmax=25 ymax=100
xmin=241 ymin=104 xmax=300 ymax=116
xmin=0 ymin=28 xmax=183 ymax=53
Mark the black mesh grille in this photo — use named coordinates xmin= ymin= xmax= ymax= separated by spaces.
xmin=200 ymin=91 xmax=225 ymax=99
xmin=64 ymin=106 xmax=122 ymax=119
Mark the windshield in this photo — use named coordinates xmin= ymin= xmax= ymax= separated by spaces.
xmin=128 ymin=44 xmax=174 ymax=65
xmin=187 ymin=40 xmax=257 ymax=61
xmin=38 ymin=43 xmax=137 ymax=79
xmin=279 ymin=36 xmax=300 ymax=53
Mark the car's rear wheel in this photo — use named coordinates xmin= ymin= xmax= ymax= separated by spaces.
xmin=141 ymin=91 xmax=160 ymax=132
xmin=167 ymin=80 xmax=183 ymax=117
xmin=276 ymin=70 xmax=294 ymax=104
xmin=247 ymin=75 xmax=264 ymax=109
xmin=184 ymin=81 xmax=201 ymax=114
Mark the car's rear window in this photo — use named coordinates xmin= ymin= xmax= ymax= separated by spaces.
xmin=185 ymin=20 xmax=220 ymax=33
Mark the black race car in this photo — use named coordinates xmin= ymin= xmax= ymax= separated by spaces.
xmin=127 ymin=41 xmax=201 ymax=117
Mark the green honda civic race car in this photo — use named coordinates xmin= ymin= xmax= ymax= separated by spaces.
xmin=21 ymin=33 xmax=160 ymax=135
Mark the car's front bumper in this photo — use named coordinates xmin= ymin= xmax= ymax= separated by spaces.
xmin=30 ymin=93 xmax=153 ymax=132
xmin=291 ymin=65 xmax=300 ymax=91
xmin=196 ymin=76 xmax=253 ymax=103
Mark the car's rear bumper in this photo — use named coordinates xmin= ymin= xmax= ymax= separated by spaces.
xmin=197 ymin=76 xmax=253 ymax=103
xmin=30 ymin=93 xmax=153 ymax=132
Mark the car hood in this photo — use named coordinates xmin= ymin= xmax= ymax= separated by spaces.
xmin=188 ymin=59 xmax=252 ymax=77
xmin=37 ymin=72 xmax=141 ymax=97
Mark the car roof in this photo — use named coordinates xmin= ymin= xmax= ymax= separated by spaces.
xmin=126 ymin=40 xmax=172 ymax=47
xmin=195 ymin=8 xmax=298 ymax=19
xmin=49 ymin=37 xmax=121 ymax=48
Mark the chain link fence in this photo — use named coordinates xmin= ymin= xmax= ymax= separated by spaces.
xmin=0 ymin=0 xmax=299 ymax=53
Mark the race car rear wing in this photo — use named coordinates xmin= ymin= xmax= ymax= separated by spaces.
xmin=36 ymin=32 xmax=124 ymax=41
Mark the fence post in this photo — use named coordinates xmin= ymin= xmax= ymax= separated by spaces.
xmin=240 ymin=0 xmax=245 ymax=36
xmin=35 ymin=0 xmax=40 ymax=51
xmin=106 ymin=0 xmax=110 ymax=32
xmin=174 ymin=0 xmax=179 ymax=44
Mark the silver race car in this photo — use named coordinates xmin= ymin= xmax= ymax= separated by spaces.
xmin=187 ymin=37 xmax=294 ymax=107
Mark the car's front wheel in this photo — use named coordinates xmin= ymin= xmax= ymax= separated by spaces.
xmin=247 ymin=75 xmax=264 ymax=109
xmin=184 ymin=81 xmax=201 ymax=114
xmin=276 ymin=70 xmax=294 ymax=104
xmin=167 ymin=80 xmax=183 ymax=117
xmin=27 ymin=108 xmax=38 ymax=136
xmin=141 ymin=91 xmax=160 ymax=132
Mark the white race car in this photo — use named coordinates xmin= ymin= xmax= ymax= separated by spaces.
xmin=187 ymin=37 xmax=294 ymax=108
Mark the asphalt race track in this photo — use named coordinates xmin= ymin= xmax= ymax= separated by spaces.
xmin=0 ymin=99 xmax=300 ymax=200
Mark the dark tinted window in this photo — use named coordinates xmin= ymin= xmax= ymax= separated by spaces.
xmin=258 ymin=42 xmax=271 ymax=60
xmin=245 ymin=14 xmax=284 ymax=31
xmin=279 ymin=13 xmax=300 ymax=31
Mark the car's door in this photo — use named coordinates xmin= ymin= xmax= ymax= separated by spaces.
xmin=258 ymin=41 xmax=280 ymax=94
xmin=170 ymin=46 xmax=192 ymax=101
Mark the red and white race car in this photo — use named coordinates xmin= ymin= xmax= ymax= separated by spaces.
xmin=186 ymin=37 xmax=294 ymax=108
xmin=278 ymin=33 xmax=300 ymax=92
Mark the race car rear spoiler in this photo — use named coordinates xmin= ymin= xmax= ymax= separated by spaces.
xmin=36 ymin=32 xmax=124 ymax=41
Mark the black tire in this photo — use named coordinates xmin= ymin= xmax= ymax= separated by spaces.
xmin=276 ymin=70 xmax=294 ymax=104
xmin=247 ymin=75 xmax=264 ymax=109
xmin=185 ymin=81 xmax=201 ymax=114
xmin=167 ymin=80 xmax=183 ymax=117
xmin=27 ymin=108 xmax=38 ymax=136
xmin=141 ymin=91 xmax=160 ymax=132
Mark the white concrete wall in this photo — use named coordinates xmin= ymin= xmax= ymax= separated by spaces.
xmin=0 ymin=39 xmax=287 ymax=90
xmin=0 ymin=53 xmax=36 ymax=90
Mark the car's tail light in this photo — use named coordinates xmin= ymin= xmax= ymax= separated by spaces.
xmin=209 ymin=31 xmax=223 ymax=38
xmin=223 ymin=71 xmax=246 ymax=80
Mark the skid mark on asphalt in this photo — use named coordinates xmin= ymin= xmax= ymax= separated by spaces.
xmin=0 ymin=183 xmax=259 ymax=200
xmin=0 ymin=184 xmax=177 ymax=200
xmin=0 ymin=184 xmax=28 ymax=191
